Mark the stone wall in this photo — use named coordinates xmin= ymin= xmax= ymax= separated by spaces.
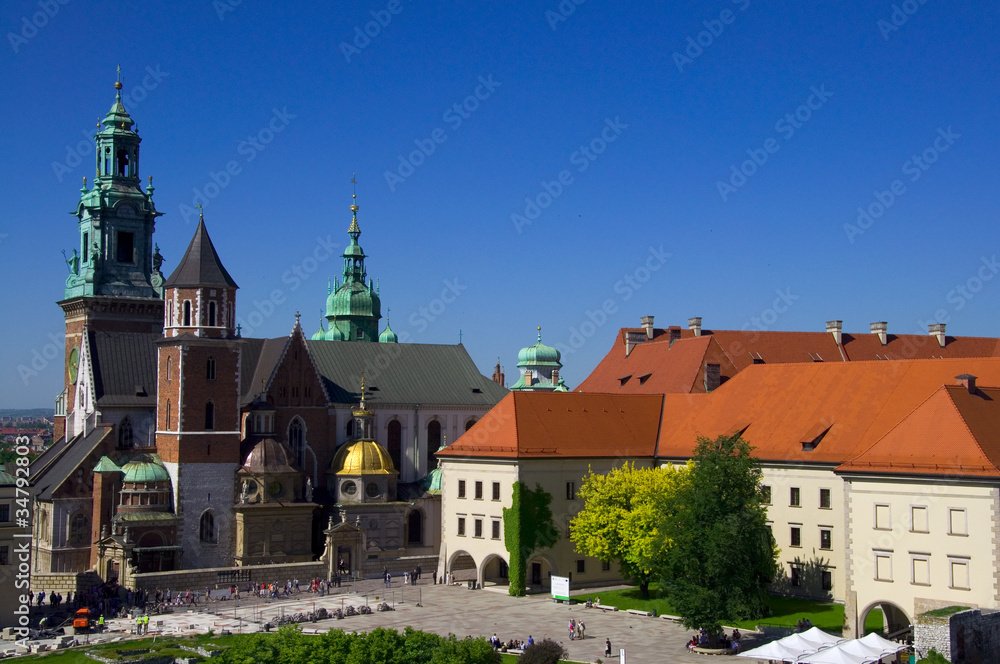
xmin=31 ymin=570 xmax=103 ymax=595
xmin=915 ymin=608 xmax=1000 ymax=663
xmin=131 ymin=561 xmax=326 ymax=592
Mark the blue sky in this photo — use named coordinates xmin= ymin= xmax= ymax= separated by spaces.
xmin=2 ymin=0 xmax=999 ymax=408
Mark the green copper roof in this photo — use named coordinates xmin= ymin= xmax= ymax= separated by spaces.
xmin=121 ymin=455 xmax=169 ymax=483
xmin=517 ymin=329 xmax=562 ymax=367
xmin=379 ymin=320 xmax=398 ymax=343
xmin=93 ymin=456 xmax=122 ymax=473
xmin=325 ymin=321 xmax=345 ymax=341
xmin=0 ymin=468 xmax=15 ymax=486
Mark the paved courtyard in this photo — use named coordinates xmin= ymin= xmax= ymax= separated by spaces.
xmin=83 ymin=579 xmax=763 ymax=664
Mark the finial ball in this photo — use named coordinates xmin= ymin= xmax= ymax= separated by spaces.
xmin=115 ymin=81 xmax=123 ymax=90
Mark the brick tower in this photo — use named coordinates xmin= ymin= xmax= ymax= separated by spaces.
xmin=156 ymin=212 xmax=242 ymax=568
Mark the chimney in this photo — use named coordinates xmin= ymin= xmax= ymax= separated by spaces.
xmin=826 ymin=320 xmax=843 ymax=345
xmin=624 ymin=331 xmax=646 ymax=356
xmin=640 ymin=315 xmax=655 ymax=340
xmin=956 ymin=374 xmax=977 ymax=393
xmin=689 ymin=317 xmax=703 ymax=337
xmin=704 ymin=363 xmax=721 ymax=392
xmin=668 ymin=326 xmax=682 ymax=346
xmin=870 ymin=321 xmax=888 ymax=346
xmin=524 ymin=371 xmax=533 ymax=387
xmin=929 ymin=323 xmax=946 ymax=347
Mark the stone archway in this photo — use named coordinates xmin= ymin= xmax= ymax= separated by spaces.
xmin=448 ymin=550 xmax=477 ymax=582
xmin=860 ymin=600 xmax=911 ymax=637
xmin=526 ymin=553 xmax=558 ymax=591
xmin=479 ymin=553 xmax=509 ymax=587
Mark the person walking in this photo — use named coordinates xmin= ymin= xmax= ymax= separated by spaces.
xmin=605 ymin=638 xmax=612 ymax=657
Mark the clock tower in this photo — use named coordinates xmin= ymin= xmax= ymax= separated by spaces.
xmin=55 ymin=75 xmax=165 ymax=440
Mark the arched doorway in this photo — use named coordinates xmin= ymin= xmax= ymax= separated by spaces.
xmin=479 ymin=553 xmax=509 ymax=587
xmin=860 ymin=601 xmax=911 ymax=638
xmin=526 ymin=554 xmax=558 ymax=591
xmin=448 ymin=550 xmax=477 ymax=583
xmin=406 ymin=509 xmax=423 ymax=546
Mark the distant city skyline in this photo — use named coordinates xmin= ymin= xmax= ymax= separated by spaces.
xmin=2 ymin=1 xmax=1000 ymax=408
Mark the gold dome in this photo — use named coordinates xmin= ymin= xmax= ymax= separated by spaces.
xmin=330 ymin=439 xmax=397 ymax=475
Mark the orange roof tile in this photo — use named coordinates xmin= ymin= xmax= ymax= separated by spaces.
xmin=437 ymin=391 xmax=663 ymax=459
xmin=654 ymin=357 xmax=1000 ymax=467
xmin=839 ymin=385 xmax=1000 ymax=477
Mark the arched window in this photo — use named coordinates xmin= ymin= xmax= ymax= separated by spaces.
xmin=166 ymin=356 xmax=172 ymax=382
xmin=346 ymin=419 xmax=354 ymax=439
xmin=387 ymin=420 xmax=402 ymax=474
xmin=465 ymin=418 xmax=477 ymax=432
xmin=288 ymin=418 xmax=304 ymax=467
xmin=407 ymin=510 xmax=423 ymax=545
xmin=200 ymin=511 xmax=216 ymax=543
xmin=205 ymin=402 xmax=215 ymax=430
xmin=118 ymin=417 xmax=133 ymax=448
xmin=183 ymin=301 xmax=191 ymax=327
xmin=208 ymin=301 xmax=217 ymax=327
xmin=426 ymin=420 xmax=442 ymax=476
xmin=69 ymin=512 xmax=90 ymax=547
xmin=206 ymin=357 xmax=216 ymax=380
xmin=165 ymin=400 xmax=171 ymax=429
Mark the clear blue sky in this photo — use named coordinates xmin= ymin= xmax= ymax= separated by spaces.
xmin=2 ymin=1 xmax=999 ymax=408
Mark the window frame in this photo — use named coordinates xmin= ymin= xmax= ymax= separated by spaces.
xmin=474 ymin=481 xmax=483 ymax=500
xmin=790 ymin=525 xmax=801 ymax=548
xmin=819 ymin=528 xmax=832 ymax=550
xmin=948 ymin=507 xmax=968 ymax=536
xmin=949 ymin=556 xmax=970 ymax=590
xmin=910 ymin=553 xmax=931 ymax=586
xmin=492 ymin=482 xmax=501 ymax=501
xmin=874 ymin=503 xmax=891 ymax=530
xmin=761 ymin=484 xmax=771 ymax=505
xmin=457 ymin=516 xmax=466 ymax=537
xmin=819 ymin=488 xmax=832 ymax=509
xmin=474 ymin=518 xmax=483 ymax=539
xmin=910 ymin=505 xmax=929 ymax=533
xmin=874 ymin=550 xmax=893 ymax=582
xmin=491 ymin=520 xmax=501 ymax=540
xmin=790 ymin=486 xmax=801 ymax=507
xmin=458 ymin=480 xmax=466 ymax=499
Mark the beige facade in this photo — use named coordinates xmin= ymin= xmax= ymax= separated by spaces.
xmin=842 ymin=475 xmax=1000 ymax=637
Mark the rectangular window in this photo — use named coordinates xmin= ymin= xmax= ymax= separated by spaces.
xmin=819 ymin=488 xmax=831 ymax=509
xmin=116 ymin=231 xmax=134 ymax=263
xmin=950 ymin=559 xmax=970 ymax=589
xmin=911 ymin=556 xmax=930 ymax=586
xmin=911 ymin=506 xmax=929 ymax=533
xmin=492 ymin=520 xmax=501 ymax=540
xmin=790 ymin=566 xmax=801 ymax=587
xmin=458 ymin=480 xmax=466 ymax=499
xmin=457 ymin=517 xmax=466 ymax=536
xmin=875 ymin=552 xmax=892 ymax=581
xmin=820 ymin=528 xmax=832 ymax=550
xmin=576 ymin=560 xmax=586 ymax=574
xmin=821 ymin=570 xmax=833 ymax=591
xmin=475 ymin=481 xmax=483 ymax=500
xmin=601 ymin=560 xmax=611 ymax=572
xmin=566 ymin=481 xmax=576 ymax=500
xmin=874 ymin=503 xmax=891 ymax=530
xmin=790 ymin=487 xmax=800 ymax=507
xmin=761 ymin=485 xmax=771 ymax=504
xmin=474 ymin=518 xmax=483 ymax=538
xmin=790 ymin=526 xmax=801 ymax=547
xmin=492 ymin=482 xmax=501 ymax=501
xmin=0 ymin=504 xmax=8 ymax=522
xmin=949 ymin=508 xmax=968 ymax=536
xmin=83 ymin=232 xmax=89 ymax=262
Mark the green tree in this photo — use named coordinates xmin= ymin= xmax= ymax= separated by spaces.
xmin=916 ymin=649 xmax=950 ymax=664
xmin=570 ymin=463 xmax=689 ymax=599
xmin=503 ymin=482 xmax=558 ymax=596
xmin=429 ymin=635 xmax=501 ymax=664
xmin=663 ymin=434 xmax=777 ymax=637
xmin=520 ymin=638 xmax=566 ymax=664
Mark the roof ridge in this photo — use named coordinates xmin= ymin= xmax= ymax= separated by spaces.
xmin=942 ymin=385 xmax=1000 ymax=474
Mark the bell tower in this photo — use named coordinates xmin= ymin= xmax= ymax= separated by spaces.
xmin=56 ymin=72 xmax=165 ymax=440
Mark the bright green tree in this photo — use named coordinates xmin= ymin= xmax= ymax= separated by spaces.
xmin=663 ymin=434 xmax=778 ymax=638
xmin=503 ymin=482 xmax=558 ymax=596
xmin=570 ymin=463 xmax=690 ymax=599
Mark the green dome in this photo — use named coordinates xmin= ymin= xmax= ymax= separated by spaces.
xmin=517 ymin=329 xmax=561 ymax=367
xmin=379 ymin=321 xmax=398 ymax=343
xmin=311 ymin=325 xmax=326 ymax=340
xmin=325 ymin=322 xmax=345 ymax=341
xmin=328 ymin=280 xmax=381 ymax=319
xmin=121 ymin=456 xmax=169 ymax=484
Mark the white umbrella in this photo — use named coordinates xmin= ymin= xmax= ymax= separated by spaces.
xmin=799 ymin=626 xmax=847 ymax=647
xmin=801 ymin=638 xmax=891 ymax=664
xmin=856 ymin=632 xmax=907 ymax=655
xmin=738 ymin=639 xmax=806 ymax=662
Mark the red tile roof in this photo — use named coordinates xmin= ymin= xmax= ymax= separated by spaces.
xmin=839 ymin=385 xmax=1000 ymax=477
xmin=654 ymin=357 xmax=1000 ymax=468
xmin=437 ymin=391 xmax=663 ymax=460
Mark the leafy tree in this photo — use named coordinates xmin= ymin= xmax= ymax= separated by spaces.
xmin=570 ymin=463 xmax=689 ymax=598
xmin=429 ymin=635 xmax=501 ymax=664
xmin=916 ymin=649 xmax=950 ymax=664
xmin=503 ymin=482 xmax=558 ymax=596
xmin=662 ymin=434 xmax=778 ymax=637
xmin=519 ymin=638 xmax=566 ymax=664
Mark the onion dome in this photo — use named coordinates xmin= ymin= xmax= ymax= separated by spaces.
xmin=121 ymin=455 xmax=169 ymax=483
xmin=379 ymin=319 xmax=398 ymax=343
xmin=325 ymin=319 xmax=345 ymax=341
xmin=243 ymin=438 xmax=299 ymax=473
xmin=517 ymin=327 xmax=562 ymax=367
xmin=330 ymin=440 xmax=397 ymax=476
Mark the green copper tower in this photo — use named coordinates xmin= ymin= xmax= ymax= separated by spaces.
xmin=63 ymin=73 xmax=163 ymax=300
xmin=324 ymin=191 xmax=383 ymax=341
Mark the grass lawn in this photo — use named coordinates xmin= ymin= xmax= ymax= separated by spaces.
xmin=577 ymin=584 xmax=846 ymax=634
xmin=16 ymin=632 xmax=236 ymax=664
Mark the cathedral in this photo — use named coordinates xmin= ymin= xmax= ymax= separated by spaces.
xmin=30 ymin=79 xmax=507 ymax=587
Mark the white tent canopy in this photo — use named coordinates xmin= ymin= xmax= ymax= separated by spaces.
xmin=738 ymin=627 xmax=845 ymax=662
xmin=738 ymin=639 xmax=807 ymax=662
xmin=738 ymin=627 xmax=905 ymax=664
xmin=798 ymin=632 xmax=908 ymax=664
